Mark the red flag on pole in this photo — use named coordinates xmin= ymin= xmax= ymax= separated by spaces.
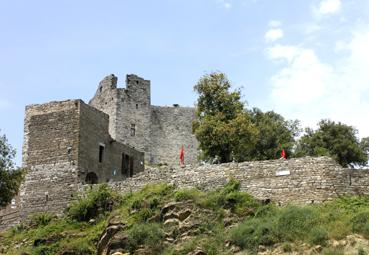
xmin=180 ymin=145 xmax=185 ymax=166
xmin=281 ymin=149 xmax=286 ymax=159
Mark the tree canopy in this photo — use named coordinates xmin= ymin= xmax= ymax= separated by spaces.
xmin=247 ymin=108 xmax=300 ymax=161
xmin=0 ymin=130 xmax=23 ymax=207
xmin=295 ymin=120 xmax=368 ymax=167
xmin=192 ymin=72 xmax=368 ymax=167
xmin=193 ymin=72 xmax=299 ymax=163
xmin=193 ymin=73 xmax=258 ymax=163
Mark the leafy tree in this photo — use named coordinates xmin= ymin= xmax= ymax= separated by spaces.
xmin=360 ymin=137 xmax=369 ymax=157
xmin=247 ymin=108 xmax=300 ymax=160
xmin=0 ymin=130 xmax=23 ymax=206
xmin=193 ymin=72 xmax=258 ymax=163
xmin=295 ymin=120 xmax=368 ymax=167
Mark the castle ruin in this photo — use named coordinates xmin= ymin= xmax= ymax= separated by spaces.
xmin=0 ymin=74 xmax=198 ymax=228
xmin=2 ymin=74 xmax=369 ymax=230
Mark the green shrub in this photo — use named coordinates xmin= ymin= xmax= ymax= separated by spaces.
xmin=332 ymin=196 xmax=369 ymax=213
xmin=229 ymin=217 xmax=278 ymax=250
xmin=255 ymin=204 xmax=278 ymax=218
xmin=224 ymin=191 xmax=259 ymax=214
xmin=130 ymin=197 xmax=144 ymax=210
xmin=31 ymin=244 xmax=59 ymax=255
xmin=275 ymin=206 xmax=318 ymax=241
xmin=9 ymin=223 xmax=26 ymax=236
xmin=223 ymin=177 xmax=241 ymax=193
xmin=352 ymin=211 xmax=369 ymax=237
xmin=309 ymin=227 xmax=328 ymax=246
xmin=29 ymin=212 xmax=55 ymax=227
xmin=136 ymin=208 xmax=154 ymax=222
xmin=126 ymin=223 xmax=165 ymax=253
xmin=67 ymin=184 xmax=116 ymax=221
xmin=174 ymin=188 xmax=202 ymax=202
xmin=197 ymin=178 xmax=260 ymax=214
xmin=58 ymin=238 xmax=95 ymax=255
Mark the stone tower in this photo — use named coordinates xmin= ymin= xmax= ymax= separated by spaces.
xmin=19 ymin=100 xmax=144 ymax=219
xmin=90 ymin=74 xmax=198 ymax=165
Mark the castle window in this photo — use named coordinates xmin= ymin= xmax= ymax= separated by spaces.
xmin=86 ymin=172 xmax=98 ymax=184
xmin=121 ymin=153 xmax=129 ymax=176
xmin=99 ymin=144 xmax=105 ymax=163
xmin=131 ymin=124 xmax=136 ymax=136
xmin=129 ymin=156 xmax=134 ymax=177
xmin=67 ymin=146 xmax=72 ymax=159
xmin=136 ymin=104 xmax=138 ymax=109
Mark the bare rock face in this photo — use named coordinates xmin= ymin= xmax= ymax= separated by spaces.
xmin=161 ymin=201 xmax=212 ymax=244
xmin=96 ymin=201 xmax=237 ymax=254
xmin=97 ymin=216 xmax=128 ymax=255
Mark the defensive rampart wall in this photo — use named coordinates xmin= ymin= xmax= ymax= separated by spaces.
xmin=3 ymin=156 xmax=369 ymax=229
xmin=109 ymin=157 xmax=369 ymax=205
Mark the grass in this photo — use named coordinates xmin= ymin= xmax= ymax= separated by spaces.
xmin=67 ymin=184 xmax=117 ymax=221
xmin=3 ymin=181 xmax=369 ymax=254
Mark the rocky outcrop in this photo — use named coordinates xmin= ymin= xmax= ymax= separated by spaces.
xmin=96 ymin=200 xmax=238 ymax=255
xmin=97 ymin=216 xmax=128 ymax=255
xmin=161 ymin=201 xmax=208 ymax=243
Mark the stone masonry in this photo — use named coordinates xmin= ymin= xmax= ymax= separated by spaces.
xmin=107 ymin=156 xmax=369 ymax=205
xmin=89 ymin=74 xmax=199 ymax=166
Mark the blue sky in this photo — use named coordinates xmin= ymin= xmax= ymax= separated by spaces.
xmin=1 ymin=0 xmax=369 ymax=165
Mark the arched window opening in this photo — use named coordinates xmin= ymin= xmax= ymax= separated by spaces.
xmin=85 ymin=172 xmax=98 ymax=184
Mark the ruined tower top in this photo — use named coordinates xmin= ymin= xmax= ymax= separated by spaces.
xmin=97 ymin=74 xmax=118 ymax=93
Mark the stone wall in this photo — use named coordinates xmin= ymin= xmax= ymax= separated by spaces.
xmin=109 ymin=157 xmax=356 ymax=205
xmin=150 ymin=106 xmax=198 ymax=166
xmin=0 ymin=197 xmax=20 ymax=230
xmin=19 ymin=162 xmax=80 ymax=220
xmin=4 ymin=156 xmax=369 ymax=231
xmin=347 ymin=169 xmax=369 ymax=195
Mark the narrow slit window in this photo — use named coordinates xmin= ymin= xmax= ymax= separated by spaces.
xmin=131 ymin=124 xmax=136 ymax=136
xmin=121 ymin=153 xmax=129 ymax=176
xmin=99 ymin=145 xmax=105 ymax=163
xmin=129 ymin=156 xmax=134 ymax=177
xmin=136 ymin=104 xmax=138 ymax=109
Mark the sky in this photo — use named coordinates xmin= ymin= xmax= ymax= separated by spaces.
xmin=1 ymin=0 xmax=369 ymax=165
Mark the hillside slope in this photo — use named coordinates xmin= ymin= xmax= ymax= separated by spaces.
xmin=1 ymin=180 xmax=369 ymax=255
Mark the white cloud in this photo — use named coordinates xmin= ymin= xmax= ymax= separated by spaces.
xmin=266 ymin=25 xmax=369 ymax=137
xmin=316 ymin=0 xmax=342 ymax=15
xmin=267 ymin=45 xmax=332 ymax=105
xmin=267 ymin=44 xmax=299 ymax=62
xmin=265 ymin=28 xmax=284 ymax=43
